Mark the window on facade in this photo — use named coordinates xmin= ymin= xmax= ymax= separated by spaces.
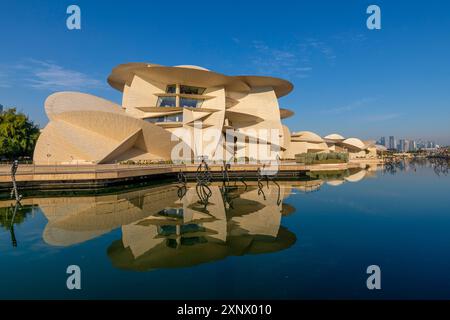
xmin=156 ymin=85 xmax=206 ymax=109
xmin=145 ymin=114 xmax=183 ymax=123
xmin=157 ymin=96 xmax=176 ymax=107
xmin=158 ymin=224 xmax=205 ymax=237
xmin=166 ymin=236 xmax=206 ymax=248
xmin=166 ymin=84 xmax=176 ymax=94
xmin=158 ymin=208 xmax=184 ymax=218
xmin=180 ymin=97 xmax=203 ymax=108
xmin=166 ymin=114 xmax=183 ymax=122
xmin=145 ymin=117 xmax=163 ymax=123
xmin=180 ymin=85 xmax=205 ymax=95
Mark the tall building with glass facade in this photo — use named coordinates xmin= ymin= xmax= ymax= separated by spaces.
xmin=389 ymin=136 xmax=396 ymax=150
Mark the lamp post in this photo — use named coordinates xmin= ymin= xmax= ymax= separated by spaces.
xmin=46 ymin=143 xmax=51 ymax=165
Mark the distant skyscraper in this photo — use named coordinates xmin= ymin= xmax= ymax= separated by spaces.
xmin=429 ymin=141 xmax=436 ymax=148
xmin=379 ymin=136 xmax=386 ymax=147
xmin=0 ymin=104 xmax=3 ymax=113
xmin=389 ymin=136 xmax=396 ymax=150
xmin=404 ymin=140 xmax=410 ymax=152
xmin=399 ymin=139 xmax=406 ymax=152
xmin=409 ymin=140 xmax=417 ymax=152
xmin=415 ymin=140 xmax=437 ymax=150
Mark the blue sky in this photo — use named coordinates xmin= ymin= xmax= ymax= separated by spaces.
xmin=1 ymin=0 xmax=449 ymax=144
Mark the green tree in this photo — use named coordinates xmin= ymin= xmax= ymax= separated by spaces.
xmin=0 ymin=206 xmax=33 ymax=230
xmin=0 ymin=108 xmax=40 ymax=160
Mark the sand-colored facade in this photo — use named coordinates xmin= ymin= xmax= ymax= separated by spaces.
xmin=325 ymin=136 xmax=378 ymax=160
xmin=33 ymin=62 xmax=376 ymax=164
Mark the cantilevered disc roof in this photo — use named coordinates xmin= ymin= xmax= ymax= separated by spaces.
xmin=174 ymin=65 xmax=210 ymax=71
xmin=345 ymin=170 xmax=367 ymax=182
xmin=291 ymin=131 xmax=324 ymax=143
xmin=324 ymin=133 xmax=345 ymax=141
xmin=107 ymin=63 xmax=294 ymax=98
xmin=107 ymin=63 xmax=157 ymax=92
xmin=235 ymin=75 xmax=293 ymax=98
xmin=280 ymin=108 xmax=295 ymax=119
xmin=342 ymin=138 xmax=366 ymax=150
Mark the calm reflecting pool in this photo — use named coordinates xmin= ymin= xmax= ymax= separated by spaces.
xmin=1 ymin=160 xmax=450 ymax=299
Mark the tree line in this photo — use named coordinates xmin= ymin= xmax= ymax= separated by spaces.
xmin=0 ymin=108 xmax=40 ymax=160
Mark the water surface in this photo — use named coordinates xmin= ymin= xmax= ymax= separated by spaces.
xmin=1 ymin=160 xmax=449 ymax=299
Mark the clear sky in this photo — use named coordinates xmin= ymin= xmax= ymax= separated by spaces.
xmin=1 ymin=0 xmax=449 ymax=145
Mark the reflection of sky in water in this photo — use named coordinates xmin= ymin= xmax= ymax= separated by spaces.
xmin=0 ymin=161 xmax=449 ymax=299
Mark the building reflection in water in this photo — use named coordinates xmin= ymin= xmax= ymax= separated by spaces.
xmin=107 ymin=184 xmax=297 ymax=270
xmin=0 ymin=166 xmax=375 ymax=270
xmin=380 ymin=158 xmax=449 ymax=176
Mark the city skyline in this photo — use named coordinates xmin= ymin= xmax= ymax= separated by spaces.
xmin=377 ymin=135 xmax=439 ymax=151
xmin=1 ymin=0 xmax=450 ymax=144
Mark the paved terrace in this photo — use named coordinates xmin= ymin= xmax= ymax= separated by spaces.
xmin=0 ymin=162 xmax=364 ymax=191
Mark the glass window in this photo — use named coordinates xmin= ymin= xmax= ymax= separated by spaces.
xmin=145 ymin=114 xmax=183 ymax=123
xmin=166 ymin=237 xmax=207 ymax=248
xmin=158 ymin=224 xmax=205 ymax=237
xmin=145 ymin=116 xmax=165 ymax=123
xmin=158 ymin=208 xmax=184 ymax=218
xmin=166 ymin=84 xmax=176 ymax=94
xmin=180 ymin=85 xmax=205 ymax=95
xmin=165 ymin=114 xmax=183 ymax=122
xmin=180 ymin=98 xmax=203 ymax=108
xmin=157 ymin=96 xmax=176 ymax=107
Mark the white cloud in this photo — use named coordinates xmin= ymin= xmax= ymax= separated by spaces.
xmin=322 ymin=97 xmax=376 ymax=115
xmin=22 ymin=59 xmax=103 ymax=90
xmin=250 ymin=40 xmax=312 ymax=78
xmin=331 ymin=32 xmax=367 ymax=44
xmin=245 ymin=37 xmax=338 ymax=79
xmin=231 ymin=37 xmax=240 ymax=44
xmin=0 ymin=69 xmax=12 ymax=88
xmin=2 ymin=59 xmax=104 ymax=90
xmin=365 ymin=113 xmax=401 ymax=122
xmin=299 ymin=38 xmax=336 ymax=64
